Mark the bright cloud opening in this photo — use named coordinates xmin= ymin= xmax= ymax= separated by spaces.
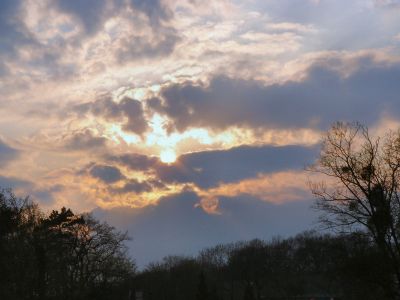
xmin=160 ymin=148 xmax=177 ymax=164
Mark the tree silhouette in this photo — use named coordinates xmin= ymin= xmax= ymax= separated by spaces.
xmin=243 ymin=284 xmax=255 ymax=300
xmin=196 ymin=271 xmax=208 ymax=300
xmin=309 ymin=122 xmax=400 ymax=297
xmin=0 ymin=189 xmax=135 ymax=300
xmin=132 ymin=233 xmax=391 ymax=300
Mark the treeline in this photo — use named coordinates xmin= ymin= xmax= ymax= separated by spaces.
xmin=133 ymin=232 xmax=395 ymax=300
xmin=0 ymin=189 xmax=135 ymax=300
xmin=1 ymin=187 xmax=397 ymax=300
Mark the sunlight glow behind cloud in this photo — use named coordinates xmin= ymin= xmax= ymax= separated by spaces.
xmin=0 ymin=0 xmax=399 ymax=217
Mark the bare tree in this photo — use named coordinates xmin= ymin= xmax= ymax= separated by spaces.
xmin=40 ymin=209 xmax=135 ymax=298
xmin=309 ymin=122 xmax=400 ymax=294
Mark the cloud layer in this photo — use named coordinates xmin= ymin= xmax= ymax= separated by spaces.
xmin=150 ymin=58 xmax=400 ymax=132
xmin=1 ymin=0 xmax=400 ymax=262
xmin=0 ymin=139 xmax=19 ymax=167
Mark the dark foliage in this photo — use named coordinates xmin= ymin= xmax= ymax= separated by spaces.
xmin=131 ymin=232 xmax=394 ymax=300
xmin=0 ymin=189 xmax=135 ymax=300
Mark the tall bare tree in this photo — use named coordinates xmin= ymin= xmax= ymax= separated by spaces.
xmin=309 ymin=122 xmax=400 ymax=295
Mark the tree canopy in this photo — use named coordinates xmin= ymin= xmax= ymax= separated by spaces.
xmin=0 ymin=189 xmax=135 ymax=300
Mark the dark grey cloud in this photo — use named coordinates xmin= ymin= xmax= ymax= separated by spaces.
xmin=76 ymin=96 xmax=120 ymax=119
xmin=106 ymin=144 xmax=316 ymax=189
xmin=62 ymin=129 xmax=108 ymax=150
xmin=75 ymin=96 xmax=148 ymax=135
xmin=30 ymin=184 xmax=64 ymax=205
xmin=94 ymin=190 xmax=316 ymax=268
xmin=149 ymin=58 xmax=400 ymax=132
xmin=154 ymin=144 xmax=318 ymax=188
xmin=82 ymin=155 xmax=165 ymax=195
xmin=53 ymin=0 xmax=172 ymax=36
xmin=54 ymin=0 xmax=108 ymax=35
xmin=0 ymin=0 xmax=36 ymax=58
xmin=0 ymin=175 xmax=62 ymax=205
xmin=106 ymin=153 xmax=159 ymax=171
xmin=0 ymin=176 xmax=62 ymax=206
xmin=113 ymin=178 xmax=165 ymax=194
xmin=89 ymin=164 xmax=125 ymax=183
xmin=0 ymin=62 xmax=9 ymax=77
xmin=115 ymin=28 xmax=178 ymax=63
xmin=119 ymin=97 xmax=149 ymax=134
xmin=129 ymin=0 xmax=171 ymax=24
xmin=0 ymin=139 xmax=19 ymax=167
xmin=117 ymin=179 xmax=153 ymax=193
xmin=0 ymin=175 xmax=32 ymax=190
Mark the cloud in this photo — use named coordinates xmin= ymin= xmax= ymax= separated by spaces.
xmin=129 ymin=0 xmax=172 ymax=24
xmin=255 ymin=0 xmax=400 ymax=51
xmin=0 ymin=0 xmax=35 ymax=58
xmin=374 ymin=0 xmax=400 ymax=7
xmin=54 ymin=0 xmax=109 ymax=35
xmin=30 ymin=184 xmax=64 ymax=205
xmin=119 ymin=97 xmax=149 ymax=134
xmin=114 ymin=27 xmax=178 ymax=63
xmin=112 ymin=178 xmax=165 ymax=194
xmin=62 ymin=129 xmax=108 ymax=150
xmin=54 ymin=0 xmax=172 ymax=34
xmin=153 ymin=144 xmax=318 ymax=188
xmin=0 ymin=175 xmax=32 ymax=190
xmin=116 ymin=179 xmax=153 ymax=194
xmin=0 ymin=0 xmax=399 ymax=271
xmin=94 ymin=190 xmax=316 ymax=267
xmin=0 ymin=0 xmax=180 ymax=99
xmin=105 ymin=144 xmax=317 ymax=191
xmin=89 ymin=164 xmax=125 ymax=183
xmin=0 ymin=139 xmax=19 ymax=167
xmin=0 ymin=173 xmax=63 ymax=206
xmin=149 ymin=57 xmax=400 ymax=132
xmin=75 ymin=96 xmax=149 ymax=135
xmin=76 ymin=144 xmax=316 ymax=206
xmin=107 ymin=153 xmax=159 ymax=171
xmin=0 ymin=62 xmax=9 ymax=77
xmin=255 ymin=0 xmax=327 ymax=23
xmin=201 ymin=171 xmax=314 ymax=208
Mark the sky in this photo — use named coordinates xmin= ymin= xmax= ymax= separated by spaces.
xmin=1 ymin=0 xmax=400 ymax=267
